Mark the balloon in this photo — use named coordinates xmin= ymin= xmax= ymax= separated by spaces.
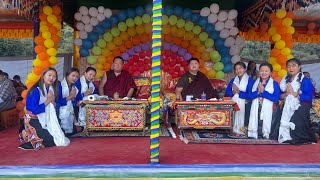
xmin=270 ymin=49 xmax=281 ymax=57
xmin=183 ymin=53 xmax=192 ymax=60
xmin=229 ymin=45 xmax=240 ymax=56
xmin=98 ymin=6 xmax=105 ymax=13
xmin=74 ymin=12 xmax=82 ymax=21
xmin=218 ymin=11 xmax=228 ymax=22
xmin=142 ymin=14 xmax=151 ymax=23
xmin=287 ymin=26 xmax=295 ymax=34
xmin=90 ymin=17 xmax=99 ymax=26
xmin=92 ymin=46 xmax=102 ymax=55
xmin=43 ymin=6 xmax=53 ymax=15
xmin=97 ymin=56 xmax=106 ymax=64
xmin=82 ymin=39 xmax=93 ymax=49
xmin=210 ymin=3 xmax=220 ymax=14
xmin=103 ymin=32 xmax=113 ymax=42
xmin=44 ymin=39 xmax=54 ymax=48
xmin=97 ymin=39 xmax=107 ymax=48
xmin=162 ymin=15 xmax=169 ymax=25
xmin=216 ymin=71 xmax=224 ymax=79
xmin=207 ymin=69 xmax=216 ymax=78
xmin=214 ymin=62 xmax=224 ymax=71
xmin=184 ymin=21 xmax=194 ymax=31
xmin=79 ymin=31 xmax=88 ymax=39
xmin=47 ymin=48 xmax=57 ymax=56
xmin=80 ymin=48 xmax=90 ymax=57
xmin=177 ymin=19 xmax=185 ymax=28
xmin=79 ymin=6 xmax=89 ymax=16
xmin=126 ymin=8 xmax=135 ymax=18
xmin=42 ymin=31 xmax=51 ymax=39
xmin=168 ymin=15 xmax=178 ymax=25
xmin=215 ymin=21 xmax=224 ymax=31
xmin=268 ymin=57 xmax=277 ymax=65
xmin=210 ymin=51 xmax=221 ymax=62
xmin=228 ymin=9 xmax=238 ymax=20
xmin=235 ymin=36 xmax=245 ymax=45
xmin=192 ymin=25 xmax=201 ymax=35
xmin=278 ymin=69 xmax=287 ymax=78
xmin=223 ymin=63 xmax=233 ymax=73
xmin=118 ymin=22 xmax=127 ymax=32
xmin=191 ymin=13 xmax=200 ymax=22
xmin=121 ymin=53 xmax=129 ymax=60
xmin=276 ymin=9 xmax=286 ymax=19
xmin=47 ymin=14 xmax=57 ymax=24
xmin=200 ymin=7 xmax=210 ymax=17
xmin=136 ymin=6 xmax=144 ymax=16
xmin=84 ymin=24 xmax=93 ymax=32
xmin=134 ymin=16 xmax=143 ymax=25
xmin=32 ymin=58 xmax=42 ymax=66
xmin=87 ymin=56 xmax=97 ymax=65
xmin=81 ymin=15 xmax=90 ymax=24
xmin=111 ymin=27 xmax=120 ymax=37
xmin=198 ymin=32 xmax=208 ymax=42
xmin=272 ymin=34 xmax=281 ymax=42
xmin=88 ymin=32 xmax=99 ymax=42
xmin=49 ymin=56 xmax=58 ymax=64
xmin=282 ymin=18 xmax=293 ymax=27
xmin=97 ymin=13 xmax=105 ymax=21
xmin=281 ymin=47 xmax=291 ymax=56
xmin=275 ymin=40 xmax=286 ymax=49
xmin=205 ymin=38 xmax=214 ymax=48
xmin=208 ymin=13 xmax=218 ymax=24
xmin=114 ymin=37 xmax=122 ymax=46
xmin=220 ymin=29 xmax=229 ymax=38
xmin=182 ymin=8 xmax=192 ymax=19
xmin=229 ymin=27 xmax=239 ymax=36
xmin=231 ymin=55 xmax=240 ymax=64
xmin=110 ymin=16 xmax=119 ymax=25
xmin=224 ymin=19 xmax=235 ymax=29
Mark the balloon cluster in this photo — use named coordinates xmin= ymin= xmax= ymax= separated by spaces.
xmin=124 ymin=51 xmax=152 ymax=76
xmin=17 ymin=5 xmax=62 ymax=118
xmin=160 ymin=50 xmax=189 ymax=79
xmin=267 ymin=9 xmax=295 ymax=82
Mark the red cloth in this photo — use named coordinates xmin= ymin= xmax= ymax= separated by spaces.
xmin=103 ymin=70 xmax=136 ymax=98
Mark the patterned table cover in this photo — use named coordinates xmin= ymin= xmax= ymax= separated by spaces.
xmin=174 ymin=100 xmax=236 ymax=129
xmin=84 ymin=100 xmax=149 ymax=134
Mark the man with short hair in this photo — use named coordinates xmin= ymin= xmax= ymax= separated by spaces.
xmin=0 ymin=70 xmax=17 ymax=111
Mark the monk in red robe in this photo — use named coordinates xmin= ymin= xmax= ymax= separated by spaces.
xmin=99 ymin=56 xmax=136 ymax=98
xmin=175 ymin=58 xmax=217 ymax=100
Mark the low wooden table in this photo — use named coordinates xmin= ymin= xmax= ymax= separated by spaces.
xmin=84 ymin=100 xmax=149 ymax=135
xmin=174 ymin=100 xmax=236 ymax=129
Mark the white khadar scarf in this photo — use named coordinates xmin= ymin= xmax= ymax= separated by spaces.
xmin=232 ymin=73 xmax=249 ymax=134
xmin=78 ymin=75 xmax=95 ymax=127
xmin=278 ymin=74 xmax=304 ymax=143
xmin=248 ymin=77 xmax=274 ymax=139
xmin=37 ymin=85 xmax=70 ymax=146
xmin=59 ymin=78 xmax=79 ymax=133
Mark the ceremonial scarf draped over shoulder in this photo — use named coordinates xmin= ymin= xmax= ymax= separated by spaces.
xmin=104 ymin=70 xmax=136 ymax=98
xmin=181 ymin=71 xmax=216 ymax=100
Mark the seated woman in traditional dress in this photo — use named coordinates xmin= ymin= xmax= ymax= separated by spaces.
xmin=175 ymin=58 xmax=216 ymax=100
xmin=226 ymin=61 xmax=254 ymax=135
xmin=247 ymin=63 xmax=281 ymax=139
xmin=0 ymin=70 xmax=17 ymax=112
xmin=58 ymin=68 xmax=82 ymax=135
xmin=19 ymin=67 xmax=70 ymax=150
xmin=278 ymin=58 xmax=317 ymax=144
xmin=98 ymin=56 xmax=136 ymax=99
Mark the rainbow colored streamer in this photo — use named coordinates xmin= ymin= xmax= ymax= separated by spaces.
xmin=150 ymin=0 xmax=162 ymax=164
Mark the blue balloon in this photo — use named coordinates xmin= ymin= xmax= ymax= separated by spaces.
xmin=102 ymin=20 xmax=111 ymax=29
xmin=221 ymin=55 xmax=231 ymax=64
xmin=94 ymin=25 xmax=104 ymax=35
xmin=88 ymin=32 xmax=99 ymax=42
xmin=118 ymin=10 xmax=127 ymax=21
xmin=191 ymin=13 xmax=200 ymax=22
xmin=173 ymin=6 xmax=183 ymax=16
xmin=210 ymin=31 xmax=219 ymax=40
xmin=136 ymin=6 xmax=144 ymax=16
xmin=205 ymin=25 xmax=214 ymax=33
xmin=198 ymin=17 xmax=208 ymax=28
xmin=215 ymin=38 xmax=224 ymax=48
xmin=127 ymin=8 xmax=135 ymax=18
xmin=82 ymin=39 xmax=93 ymax=49
xmin=165 ymin=5 xmax=173 ymax=16
xmin=145 ymin=4 xmax=152 ymax=15
xmin=220 ymin=46 xmax=229 ymax=55
xmin=80 ymin=48 xmax=90 ymax=57
xmin=223 ymin=63 xmax=233 ymax=73
xmin=182 ymin=8 xmax=192 ymax=19
xmin=110 ymin=16 xmax=119 ymax=26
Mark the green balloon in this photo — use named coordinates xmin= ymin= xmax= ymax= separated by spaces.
xmin=168 ymin=15 xmax=178 ymax=25
xmin=214 ymin=62 xmax=224 ymax=71
xmin=184 ymin=21 xmax=194 ymax=31
xmin=92 ymin=46 xmax=102 ymax=55
xmin=111 ymin=27 xmax=120 ymax=37
xmin=205 ymin=38 xmax=214 ymax=48
xmin=210 ymin=50 xmax=221 ymax=62
xmin=142 ymin=14 xmax=151 ymax=23
xmin=162 ymin=15 xmax=168 ymax=25
xmin=87 ymin=56 xmax=97 ymax=65
xmin=134 ymin=16 xmax=143 ymax=25
xmin=192 ymin=25 xmax=201 ymax=35
xmin=97 ymin=39 xmax=106 ymax=48
xmin=126 ymin=18 xmax=135 ymax=27
xmin=177 ymin=19 xmax=185 ymax=28
xmin=118 ymin=22 xmax=127 ymax=32
xmin=216 ymin=71 xmax=225 ymax=80
xmin=103 ymin=32 xmax=113 ymax=42
xmin=199 ymin=32 xmax=209 ymax=42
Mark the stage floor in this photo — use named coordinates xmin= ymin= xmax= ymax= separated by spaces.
xmin=1 ymin=125 xmax=320 ymax=178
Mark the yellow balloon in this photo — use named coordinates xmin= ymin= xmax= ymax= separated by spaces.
xmin=47 ymin=48 xmax=57 ymax=56
xmin=275 ymin=40 xmax=286 ymax=49
xmin=44 ymin=39 xmax=54 ymax=48
xmin=282 ymin=18 xmax=293 ymax=27
xmin=207 ymin=69 xmax=216 ymax=78
xmin=40 ymin=26 xmax=49 ymax=33
xmin=47 ymin=14 xmax=57 ymax=24
xmin=27 ymin=72 xmax=39 ymax=82
xmin=273 ymin=63 xmax=281 ymax=72
xmin=40 ymin=21 xmax=47 ymax=26
xmin=25 ymin=79 xmax=30 ymax=85
xmin=97 ymin=56 xmax=106 ymax=64
xmin=42 ymin=31 xmax=51 ymax=39
xmin=95 ymin=70 xmax=104 ymax=79
xmin=287 ymin=26 xmax=295 ymax=34
xmin=268 ymin=57 xmax=277 ymax=65
xmin=272 ymin=34 xmax=281 ymax=42
xmin=136 ymin=25 xmax=145 ymax=34
xmin=276 ymin=9 xmax=286 ymax=19
xmin=278 ymin=69 xmax=287 ymax=78
xmin=96 ymin=63 xmax=104 ymax=70
xmin=106 ymin=42 xmax=116 ymax=51
xmin=287 ymin=54 xmax=294 ymax=59
xmin=53 ymin=22 xmax=62 ymax=30
xmin=57 ymin=31 xmax=62 ymax=37
xmin=32 ymin=58 xmax=42 ymax=66
xmin=43 ymin=6 xmax=53 ymax=15
xmin=268 ymin=27 xmax=277 ymax=36
xmin=49 ymin=56 xmax=58 ymax=64
xmin=281 ymin=48 xmax=291 ymax=56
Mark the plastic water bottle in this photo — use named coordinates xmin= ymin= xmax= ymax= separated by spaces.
xmin=201 ymin=92 xmax=206 ymax=100
xmin=113 ymin=92 xmax=119 ymax=99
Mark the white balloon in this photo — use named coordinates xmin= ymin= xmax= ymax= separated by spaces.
xmin=89 ymin=7 xmax=98 ymax=17
xmin=218 ymin=11 xmax=228 ymax=22
xmin=79 ymin=6 xmax=88 ymax=16
xmin=74 ymin=12 xmax=82 ymax=21
xmin=79 ymin=31 xmax=88 ymax=39
xmin=224 ymin=19 xmax=235 ymax=29
xmin=81 ymin=15 xmax=90 ymax=24
xmin=228 ymin=9 xmax=238 ymax=20
xmin=98 ymin=6 xmax=105 ymax=13
xmin=224 ymin=37 xmax=235 ymax=47
xmin=90 ymin=17 xmax=99 ymax=26
xmin=229 ymin=27 xmax=239 ymax=36
xmin=220 ymin=29 xmax=229 ymax=39
xmin=210 ymin=3 xmax=219 ymax=14
xmin=235 ymin=36 xmax=245 ymax=45
xmin=215 ymin=21 xmax=225 ymax=31
xmin=74 ymin=38 xmax=82 ymax=46
xmin=104 ymin=8 xmax=112 ymax=18
xmin=84 ymin=24 xmax=93 ymax=32
xmin=76 ymin=22 xmax=85 ymax=31
xmin=200 ymin=7 xmax=211 ymax=17
xmin=97 ymin=13 xmax=105 ymax=21
xmin=208 ymin=13 xmax=218 ymax=24
xmin=231 ymin=55 xmax=241 ymax=64
xmin=230 ymin=45 xmax=240 ymax=56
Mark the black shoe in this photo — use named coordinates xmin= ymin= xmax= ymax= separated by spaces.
xmin=18 ymin=142 xmax=36 ymax=150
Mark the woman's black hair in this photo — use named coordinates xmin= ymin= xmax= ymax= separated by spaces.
xmin=247 ymin=61 xmax=257 ymax=70
xmin=259 ymin=62 xmax=273 ymax=72
xmin=85 ymin=67 xmax=97 ymax=73
xmin=234 ymin=61 xmax=246 ymax=70
xmin=285 ymin=58 xmax=302 ymax=84
xmin=65 ymin=67 xmax=80 ymax=77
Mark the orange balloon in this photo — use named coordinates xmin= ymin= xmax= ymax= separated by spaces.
xmin=285 ymin=41 xmax=293 ymax=48
xmin=164 ymin=34 xmax=172 ymax=42
xmin=56 ymin=15 xmax=62 ymax=23
xmin=112 ymin=48 xmax=121 ymax=57
xmin=188 ymin=45 xmax=196 ymax=54
xmin=34 ymin=36 xmax=45 ymax=45
xmin=272 ymin=71 xmax=278 ymax=78
xmin=270 ymin=48 xmax=281 ymax=57
xmin=282 ymin=33 xmax=292 ymax=41
xmin=49 ymin=26 xmax=58 ymax=35
xmin=52 ymin=5 xmax=61 ymax=16
xmin=101 ymin=48 xmax=111 ymax=57
xmin=53 ymin=44 xmax=58 ymax=50
xmin=51 ymin=34 xmax=60 ymax=43
xmin=286 ymin=11 xmax=294 ymax=19
xmin=21 ymin=90 xmax=28 ymax=99
xmin=106 ymin=56 xmax=114 ymax=63
xmin=281 ymin=63 xmax=287 ymax=69
xmin=140 ymin=33 xmax=149 ymax=43
xmin=38 ymin=52 xmax=49 ymax=61
xmin=272 ymin=18 xmax=282 ymax=26
xmin=132 ymin=36 xmax=141 ymax=45
xmin=124 ymin=40 xmax=133 ymax=49
xmin=39 ymin=13 xmax=47 ymax=21
xmin=26 ymin=82 xmax=34 ymax=89
xmin=197 ymin=44 xmax=206 ymax=53
xmin=173 ymin=37 xmax=182 ymax=45
xmin=119 ymin=44 xmax=127 ymax=53
xmin=104 ymin=63 xmax=111 ymax=70
xmin=35 ymin=45 xmax=46 ymax=53
xmin=33 ymin=66 xmax=44 ymax=75
xmin=181 ymin=40 xmax=189 ymax=49
xmin=277 ymin=25 xmax=287 ymax=34
xmin=274 ymin=76 xmax=282 ymax=83
xmin=277 ymin=55 xmax=287 ymax=65
xmin=269 ymin=12 xmax=276 ymax=20
xmin=41 ymin=60 xmax=51 ymax=69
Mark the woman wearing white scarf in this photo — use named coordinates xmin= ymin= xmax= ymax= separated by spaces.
xmin=58 ymin=68 xmax=80 ymax=134
xmin=74 ymin=67 xmax=97 ymax=128
xmin=278 ymin=58 xmax=316 ymax=144
xmin=248 ymin=63 xmax=281 ymax=139
xmin=19 ymin=67 xmax=70 ymax=150
xmin=226 ymin=62 xmax=254 ymax=135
